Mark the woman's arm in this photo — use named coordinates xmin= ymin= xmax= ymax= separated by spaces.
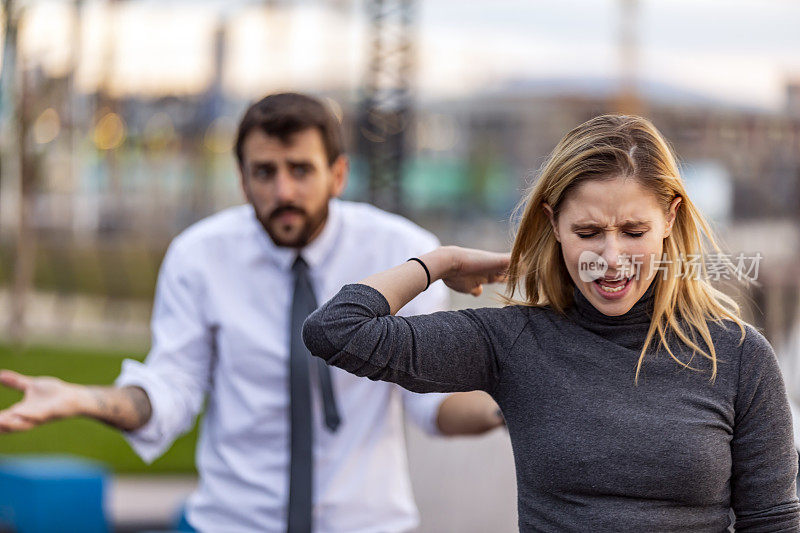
xmin=360 ymin=246 xmax=509 ymax=314
xmin=731 ymin=326 xmax=800 ymax=531
xmin=303 ymin=246 xmax=516 ymax=394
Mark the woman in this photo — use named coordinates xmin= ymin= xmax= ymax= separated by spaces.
xmin=303 ymin=115 xmax=799 ymax=531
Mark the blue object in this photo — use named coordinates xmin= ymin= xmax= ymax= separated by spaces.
xmin=173 ymin=501 xmax=196 ymax=532
xmin=0 ymin=454 xmax=109 ymax=532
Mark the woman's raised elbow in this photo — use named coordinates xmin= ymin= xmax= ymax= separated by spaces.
xmin=302 ymin=309 xmax=337 ymax=361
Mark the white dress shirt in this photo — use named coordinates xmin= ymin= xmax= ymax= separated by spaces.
xmin=115 ymin=199 xmax=449 ymax=533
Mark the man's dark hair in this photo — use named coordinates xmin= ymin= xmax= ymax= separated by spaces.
xmin=234 ymin=92 xmax=344 ymax=168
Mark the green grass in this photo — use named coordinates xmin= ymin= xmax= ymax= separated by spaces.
xmin=0 ymin=343 xmax=198 ymax=474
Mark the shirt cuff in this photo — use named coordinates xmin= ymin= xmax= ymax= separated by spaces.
xmin=114 ymin=359 xmax=172 ymax=464
xmin=401 ymin=388 xmax=448 ymax=437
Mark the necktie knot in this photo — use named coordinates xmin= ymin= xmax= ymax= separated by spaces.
xmin=292 ymin=255 xmax=309 ymax=276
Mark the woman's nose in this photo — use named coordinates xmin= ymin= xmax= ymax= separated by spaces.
xmin=600 ymin=237 xmax=628 ymax=272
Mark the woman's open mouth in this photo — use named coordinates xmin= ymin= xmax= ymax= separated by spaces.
xmin=592 ymin=275 xmax=634 ymax=300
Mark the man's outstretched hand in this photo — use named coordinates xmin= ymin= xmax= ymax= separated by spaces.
xmin=0 ymin=370 xmax=82 ymax=433
xmin=0 ymin=370 xmax=152 ymax=433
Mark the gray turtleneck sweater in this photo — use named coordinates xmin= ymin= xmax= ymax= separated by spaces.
xmin=303 ymin=281 xmax=800 ymax=532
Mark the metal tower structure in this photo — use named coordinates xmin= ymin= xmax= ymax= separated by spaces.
xmin=616 ymin=0 xmax=642 ymax=115
xmin=356 ymin=0 xmax=416 ymax=213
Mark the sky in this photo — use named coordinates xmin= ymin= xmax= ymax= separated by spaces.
xmin=5 ymin=0 xmax=800 ymax=110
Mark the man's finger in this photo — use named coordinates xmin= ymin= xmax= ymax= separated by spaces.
xmin=0 ymin=412 xmax=35 ymax=433
xmin=8 ymin=403 xmax=46 ymax=422
xmin=0 ymin=370 xmax=31 ymax=392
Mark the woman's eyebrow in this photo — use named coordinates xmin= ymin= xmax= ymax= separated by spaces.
xmin=570 ymin=220 xmax=651 ymax=231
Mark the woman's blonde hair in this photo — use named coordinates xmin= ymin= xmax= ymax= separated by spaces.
xmin=506 ymin=114 xmax=747 ymax=382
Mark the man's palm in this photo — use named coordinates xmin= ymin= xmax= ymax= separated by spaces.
xmin=0 ymin=370 xmax=75 ymax=432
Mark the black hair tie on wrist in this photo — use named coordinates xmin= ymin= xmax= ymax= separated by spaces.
xmin=407 ymin=257 xmax=431 ymax=291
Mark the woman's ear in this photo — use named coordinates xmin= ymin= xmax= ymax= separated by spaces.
xmin=664 ymin=196 xmax=682 ymax=238
xmin=543 ymin=203 xmax=560 ymax=242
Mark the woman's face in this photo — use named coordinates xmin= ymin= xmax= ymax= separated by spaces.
xmin=545 ymin=176 xmax=681 ymax=316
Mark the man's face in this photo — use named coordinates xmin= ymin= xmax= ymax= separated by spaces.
xmin=240 ymin=128 xmax=347 ymax=248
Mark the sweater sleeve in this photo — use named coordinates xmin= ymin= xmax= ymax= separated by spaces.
xmin=731 ymin=325 xmax=800 ymax=532
xmin=303 ymin=283 xmax=520 ymax=394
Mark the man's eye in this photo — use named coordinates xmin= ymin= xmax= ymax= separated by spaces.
xmin=577 ymin=233 xmax=597 ymax=239
xmin=625 ymin=232 xmax=645 ymax=238
xmin=252 ymin=167 xmax=273 ymax=180
xmin=292 ymin=165 xmax=311 ymax=178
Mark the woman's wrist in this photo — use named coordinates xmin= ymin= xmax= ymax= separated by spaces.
xmin=419 ymin=246 xmax=457 ymax=283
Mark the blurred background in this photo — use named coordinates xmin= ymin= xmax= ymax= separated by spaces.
xmin=2 ymin=0 xmax=800 ymax=531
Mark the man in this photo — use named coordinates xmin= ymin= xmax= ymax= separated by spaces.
xmin=0 ymin=93 xmax=503 ymax=532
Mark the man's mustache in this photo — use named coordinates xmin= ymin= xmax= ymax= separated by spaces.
xmin=268 ymin=205 xmax=307 ymax=222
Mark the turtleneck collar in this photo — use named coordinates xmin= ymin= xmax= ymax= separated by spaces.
xmin=569 ymin=278 xmax=657 ymax=327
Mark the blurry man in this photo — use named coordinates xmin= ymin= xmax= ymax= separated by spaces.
xmin=0 ymin=93 xmax=502 ymax=532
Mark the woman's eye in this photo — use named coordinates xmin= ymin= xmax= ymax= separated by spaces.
xmin=576 ymin=231 xmax=644 ymax=239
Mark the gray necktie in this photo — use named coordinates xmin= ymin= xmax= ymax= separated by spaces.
xmin=288 ymin=256 xmax=341 ymax=533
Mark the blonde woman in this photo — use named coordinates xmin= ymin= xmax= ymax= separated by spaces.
xmin=303 ymin=115 xmax=799 ymax=531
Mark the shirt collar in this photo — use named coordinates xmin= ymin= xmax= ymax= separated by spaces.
xmin=252 ymin=198 xmax=343 ymax=272
xmin=300 ymin=198 xmax=342 ymax=271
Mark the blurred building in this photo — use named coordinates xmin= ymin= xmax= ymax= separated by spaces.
xmin=411 ymin=82 xmax=800 ymax=344
xmin=2 ymin=1 xmax=800 ymax=349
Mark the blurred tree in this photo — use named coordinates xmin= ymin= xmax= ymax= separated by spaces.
xmin=1 ymin=0 xmax=18 ymax=237
xmin=6 ymin=1 xmax=39 ymax=345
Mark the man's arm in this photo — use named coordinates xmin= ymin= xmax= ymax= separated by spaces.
xmin=0 ymin=369 xmax=152 ymax=433
xmin=436 ymin=390 xmax=504 ymax=436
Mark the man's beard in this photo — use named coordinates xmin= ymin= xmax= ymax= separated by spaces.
xmin=258 ymin=202 xmax=329 ymax=248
